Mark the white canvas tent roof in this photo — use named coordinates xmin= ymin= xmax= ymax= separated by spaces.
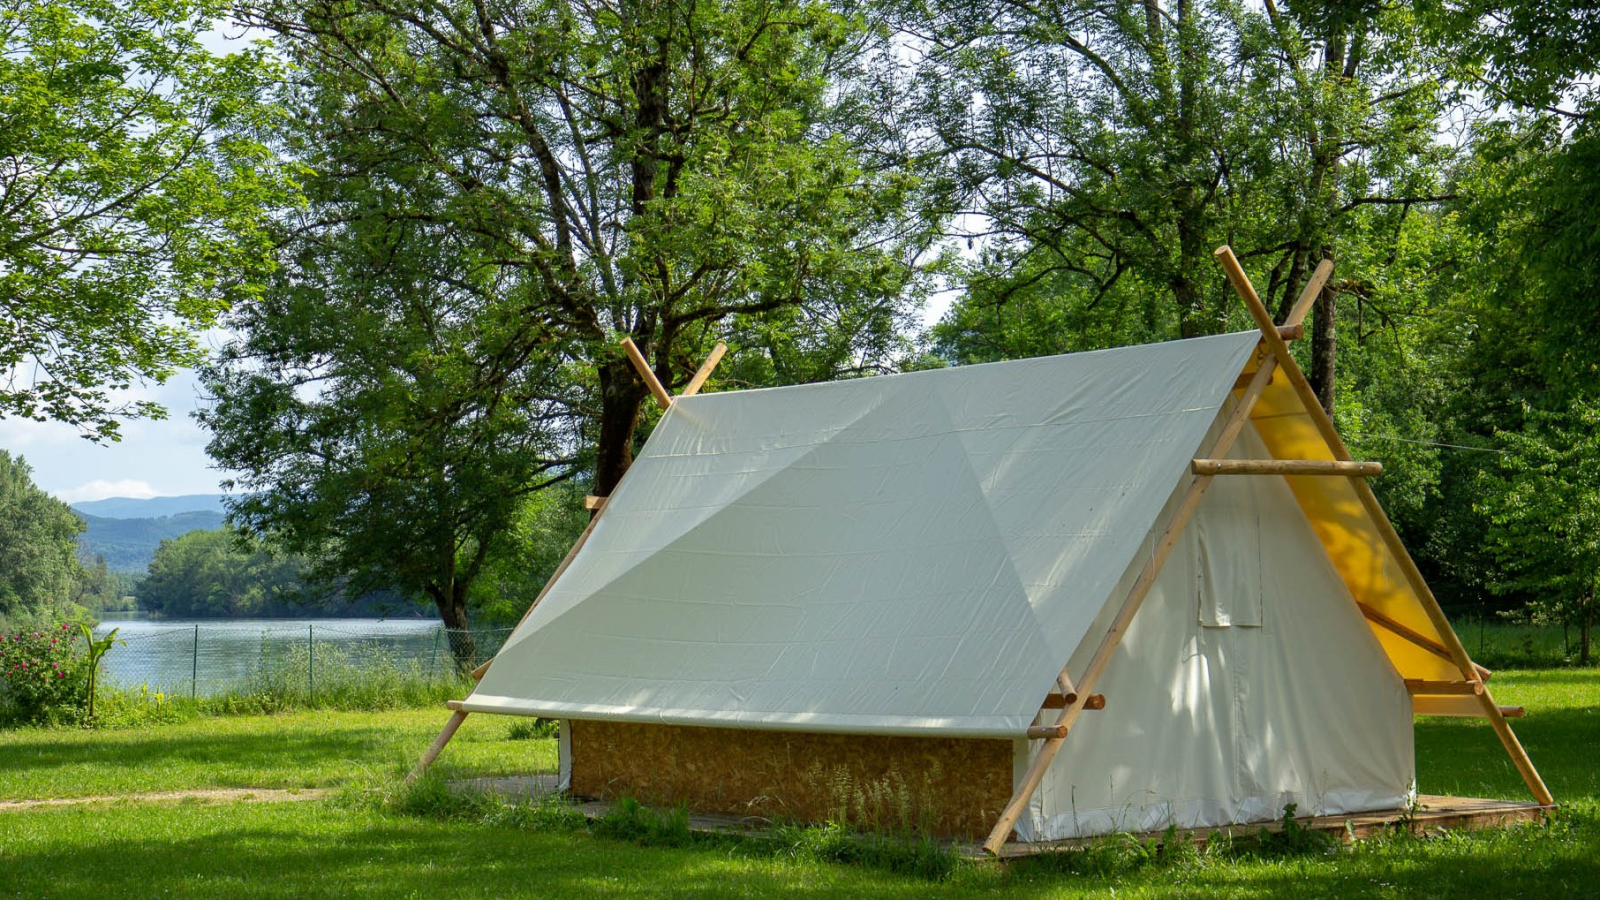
xmin=437 ymin=248 xmax=1549 ymax=852
xmin=467 ymin=333 xmax=1268 ymax=735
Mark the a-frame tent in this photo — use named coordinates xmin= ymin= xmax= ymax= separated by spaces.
xmin=417 ymin=247 xmax=1551 ymax=853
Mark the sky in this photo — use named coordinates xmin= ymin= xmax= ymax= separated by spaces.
xmin=1 ymin=361 xmax=226 ymax=504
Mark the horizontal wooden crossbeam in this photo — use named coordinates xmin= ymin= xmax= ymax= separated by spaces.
xmin=1190 ymin=459 xmax=1384 ymax=477
xmin=584 ymin=495 xmax=607 ymax=510
xmin=1414 ymin=695 xmax=1525 ymax=718
xmin=1041 ymin=692 xmax=1105 ymax=710
xmin=1233 ymin=370 xmax=1275 ymax=391
xmin=1405 ymin=679 xmax=1485 ymax=696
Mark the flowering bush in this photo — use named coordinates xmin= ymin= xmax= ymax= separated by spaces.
xmin=0 ymin=623 xmax=89 ymax=725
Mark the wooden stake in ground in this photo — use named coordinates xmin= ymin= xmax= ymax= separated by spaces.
xmin=406 ymin=339 xmax=730 ymax=781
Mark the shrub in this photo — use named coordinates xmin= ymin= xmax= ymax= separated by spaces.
xmin=0 ymin=623 xmax=89 ymax=725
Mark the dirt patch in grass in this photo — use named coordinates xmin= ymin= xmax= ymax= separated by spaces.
xmin=0 ymin=787 xmax=331 ymax=810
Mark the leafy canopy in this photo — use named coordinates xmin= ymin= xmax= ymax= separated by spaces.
xmin=0 ymin=0 xmax=296 ymax=438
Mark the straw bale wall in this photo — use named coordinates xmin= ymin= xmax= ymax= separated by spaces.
xmin=568 ymin=719 xmax=1013 ymax=839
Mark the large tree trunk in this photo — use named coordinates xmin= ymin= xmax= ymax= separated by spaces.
xmin=594 ymin=357 xmax=648 ymax=497
xmin=427 ymin=583 xmax=478 ymax=674
xmin=1310 ymin=276 xmax=1337 ymax=415
xmin=1582 ymin=598 xmax=1593 ymax=666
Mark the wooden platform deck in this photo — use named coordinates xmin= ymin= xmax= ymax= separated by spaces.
xmin=978 ymin=795 xmax=1556 ymax=859
xmin=454 ymin=778 xmax=1552 ymax=858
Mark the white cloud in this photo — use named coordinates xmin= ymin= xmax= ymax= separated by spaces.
xmin=0 ymin=366 xmax=230 ymax=500
xmin=60 ymin=479 xmax=162 ymax=503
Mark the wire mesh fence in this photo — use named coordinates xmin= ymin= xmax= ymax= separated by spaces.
xmin=91 ymin=620 xmax=515 ymax=699
xmin=1458 ymin=617 xmax=1592 ymax=668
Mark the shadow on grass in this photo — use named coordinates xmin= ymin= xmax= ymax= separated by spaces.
xmin=0 ymin=804 xmax=932 ymax=899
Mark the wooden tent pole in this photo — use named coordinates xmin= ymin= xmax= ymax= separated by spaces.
xmin=1287 ymin=258 xmax=1334 ymax=328
xmin=413 ymin=339 xmax=732 ymax=779
xmin=681 ymin=342 xmax=728 ymax=397
xmin=621 ymin=337 xmax=673 ymax=410
xmin=470 ymin=510 xmax=606 ymax=681
xmin=1213 ymin=246 xmax=1553 ymax=807
xmin=981 ymin=354 xmax=1282 ymax=855
xmin=407 ymin=710 xmax=467 ymax=784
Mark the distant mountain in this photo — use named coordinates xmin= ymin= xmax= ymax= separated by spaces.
xmin=71 ymin=493 xmax=227 ymax=519
xmin=76 ymin=510 xmax=228 ymax=573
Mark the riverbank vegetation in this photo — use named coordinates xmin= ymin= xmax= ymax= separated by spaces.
xmin=0 ymin=669 xmax=1594 ymax=897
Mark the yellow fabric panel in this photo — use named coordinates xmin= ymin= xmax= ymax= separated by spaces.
xmin=1243 ymin=374 xmax=1459 ymax=682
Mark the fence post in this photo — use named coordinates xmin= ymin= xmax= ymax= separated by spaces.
xmin=431 ymin=627 xmax=440 ymax=675
xmin=308 ymin=623 xmax=315 ymax=704
xmin=192 ymin=624 xmax=200 ymax=700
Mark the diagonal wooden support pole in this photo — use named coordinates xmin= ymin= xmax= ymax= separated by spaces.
xmin=412 ymin=339 xmax=733 ymax=781
xmin=682 ymin=342 xmax=727 ymax=397
xmin=622 ymin=337 xmax=673 ymax=410
xmin=981 ymin=348 xmax=1283 ymax=854
xmin=1213 ymin=246 xmax=1552 ymax=808
xmin=407 ymin=709 xmax=468 ymax=784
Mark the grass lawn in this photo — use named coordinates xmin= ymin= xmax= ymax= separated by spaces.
xmin=0 ymin=708 xmax=555 ymax=800
xmin=0 ymin=670 xmax=1595 ymax=899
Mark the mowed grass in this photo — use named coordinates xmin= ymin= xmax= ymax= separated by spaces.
xmin=0 ymin=708 xmax=553 ymax=800
xmin=0 ymin=670 xmax=1594 ymax=899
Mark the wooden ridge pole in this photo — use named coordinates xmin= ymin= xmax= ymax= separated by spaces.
xmin=1213 ymin=246 xmax=1552 ymax=807
xmin=981 ymin=350 xmax=1283 ymax=855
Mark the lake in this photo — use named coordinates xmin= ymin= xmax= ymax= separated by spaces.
xmin=92 ymin=618 xmax=511 ymax=697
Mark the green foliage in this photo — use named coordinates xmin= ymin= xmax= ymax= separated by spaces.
xmin=1477 ymin=400 xmax=1600 ymax=663
xmin=772 ymin=821 xmax=959 ymax=881
xmin=912 ymin=0 xmax=1455 ymax=356
xmin=77 ymin=623 xmax=123 ymax=721
xmin=203 ymin=641 xmax=473 ymax=715
xmin=505 ymin=718 xmax=558 ymax=741
xmin=0 ymin=623 xmax=88 ymax=725
xmin=591 ymin=797 xmax=696 ymax=848
xmin=471 ymin=486 xmax=592 ymax=627
xmin=137 ymin=528 xmax=310 ymax=618
xmin=0 ymin=452 xmax=87 ymax=628
xmin=0 ymin=0 xmax=298 ymax=439
xmin=203 ymin=0 xmax=930 ymax=664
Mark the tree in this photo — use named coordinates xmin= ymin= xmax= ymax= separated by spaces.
xmin=138 ymin=528 xmax=311 ymax=618
xmin=1477 ymin=400 xmax=1600 ymax=664
xmin=232 ymin=0 xmax=927 ymax=496
xmin=907 ymin=0 xmax=1456 ymax=411
xmin=208 ymin=0 xmax=930 ymax=663
xmin=0 ymin=0 xmax=295 ymax=439
xmin=200 ymin=224 xmax=581 ymax=663
xmin=0 ymin=451 xmax=85 ymax=626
